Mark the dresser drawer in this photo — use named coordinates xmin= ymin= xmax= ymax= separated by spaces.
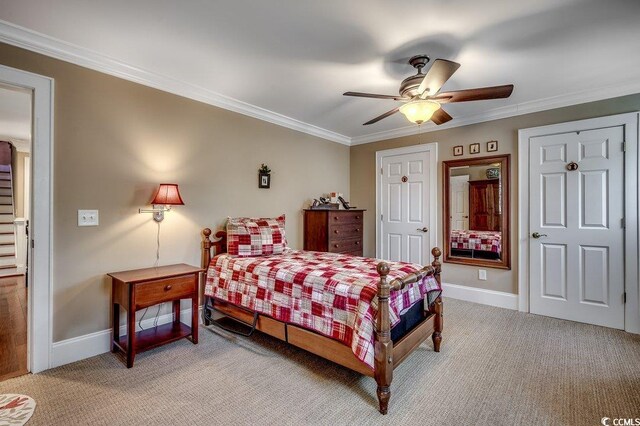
xmin=329 ymin=238 xmax=362 ymax=254
xmin=329 ymin=211 xmax=364 ymax=226
xmin=328 ymin=224 xmax=363 ymax=241
xmin=135 ymin=275 xmax=195 ymax=309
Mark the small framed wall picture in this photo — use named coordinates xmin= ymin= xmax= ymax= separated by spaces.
xmin=453 ymin=145 xmax=463 ymax=156
xmin=470 ymin=143 xmax=480 ymax=154
xmin=487 ymin=140 xmax=498 ymax=152
xmin=259 ymin=173 xmax=271 ymax=189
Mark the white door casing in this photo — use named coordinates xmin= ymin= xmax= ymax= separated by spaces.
xmin=529 ymin=127 xmax=625 ymax=329
xmin=0 ymin=65 xmax=54 ymax=372
xmin=518 ymin=112 xmax=639 ymax=334
xmin=450 ymin=175 xmax=469 ymax=230
xmin=376 ymin=144 xmax=438 ymax=265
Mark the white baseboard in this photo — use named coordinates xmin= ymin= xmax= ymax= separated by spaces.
xmin=51 ymin=306 xmax=203 ymax=368
xmin=442 ymin=282 xmax=518 ymax=310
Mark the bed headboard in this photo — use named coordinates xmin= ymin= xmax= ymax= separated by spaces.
xmin=202 ymin=228 xmax=227 ymax=270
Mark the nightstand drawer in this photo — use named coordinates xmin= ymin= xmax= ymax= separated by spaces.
xmin=135 ymin=275 xmax=195 ymax=309
xmin=329 ymin=238 xmax=362 ymax=254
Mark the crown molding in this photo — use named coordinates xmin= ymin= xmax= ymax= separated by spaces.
xmin=0 ymin=20 xmax=351 ymax=146
xmin=2 ymin=20 xmax=639 ymax=148
xmin=350 ymin=80 xmax=640 ymax=145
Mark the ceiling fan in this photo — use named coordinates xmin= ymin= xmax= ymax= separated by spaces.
xmin=344 ymin=55 xmax=514 ymax=126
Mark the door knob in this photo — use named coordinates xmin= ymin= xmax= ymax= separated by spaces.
xmin=531 ymin=232 xmax=548 ymax=239
xmin=417 ymin=227 xmax=429 ymax=232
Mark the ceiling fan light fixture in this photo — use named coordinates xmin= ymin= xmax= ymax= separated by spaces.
xmin=399 ymin=100 xmax=441 ymax=124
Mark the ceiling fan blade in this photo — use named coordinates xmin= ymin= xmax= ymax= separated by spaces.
xmin=344 ymin=91 xmax=405 ymax=101
xmin=431 ymin=107 xmax=453 ymax=125
xmin=417 ymin=59 xmax=461 ymax=97
xmin=433 ymin=85 xmax=514 ymax=103
xmin=363 ymin=107 xmax=400 ymax=125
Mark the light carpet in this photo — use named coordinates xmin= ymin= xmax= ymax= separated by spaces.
xmin=0 ymin=299 xmax=638 ymax=425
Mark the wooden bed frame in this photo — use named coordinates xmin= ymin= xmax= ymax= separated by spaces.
xmin=201 ymin=228 xmax=443 ymax=414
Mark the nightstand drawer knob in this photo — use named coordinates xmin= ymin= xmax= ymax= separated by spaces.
xmin=165 ymin=285 xmax=172 ymax=291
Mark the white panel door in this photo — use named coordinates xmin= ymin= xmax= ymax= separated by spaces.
xmin=381 ymin=151 xmax=430 ymax=264
xmin=450 ymin=175 xmax=469 ymax=230
xmin=529 ymin=126 xmax=625 ymax=329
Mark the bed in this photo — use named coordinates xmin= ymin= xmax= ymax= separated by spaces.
xmin=201 ymin=226 xmax=443 ymax=415
xmin=449 ymin=229 xmax=501 ymax=259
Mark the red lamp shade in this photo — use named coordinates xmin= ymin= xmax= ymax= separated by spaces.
xmin=151 ymin=184 xmax=184 ymax=206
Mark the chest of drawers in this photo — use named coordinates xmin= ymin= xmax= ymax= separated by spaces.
xmin=303 ymin=209 xmax=365 ymax=256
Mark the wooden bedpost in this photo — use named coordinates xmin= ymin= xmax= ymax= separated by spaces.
xmin=201 ymin=229 xmax=213 ymax=326
xmin=431 ymin=247 xmax=443 ymax=352
xmin=202 ymin=228 xmax=213 ymax=270
xmin=375 ymin=262 xmax=393 ymax=415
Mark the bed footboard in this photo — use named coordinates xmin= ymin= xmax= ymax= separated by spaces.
xmin=374 ymin=247 xmax=442 ymax=414
xmin=202 ymin=226 xmax=442 ymax=415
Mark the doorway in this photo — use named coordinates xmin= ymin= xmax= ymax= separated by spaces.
xmin=376 ymin=143 xmax=438 ymax=264
xmin=518 ymin=113 xmax=639 ymax=333
xmin=0 ymin=84 xmax=31 ymax=380
xmin=0 ymin=64 xmax=53 ymax=373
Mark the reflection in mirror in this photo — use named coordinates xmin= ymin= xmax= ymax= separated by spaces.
xmin=443 ymin=155 xmax=510 ymax=269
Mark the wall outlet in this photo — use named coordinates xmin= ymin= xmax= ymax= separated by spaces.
xmin=78 ymin=210 xmax=99 ymax=226
xmin=478 ymin=269 xmax=487 ymax=281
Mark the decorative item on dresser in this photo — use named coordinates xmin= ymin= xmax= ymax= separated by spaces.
xmin=107 ymin=264 xmax=203 ymax=368
xmin=303 ymin=209 xmax=365 ymax=256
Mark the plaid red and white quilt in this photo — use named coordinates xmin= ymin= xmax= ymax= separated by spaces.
xmin=450 ymin=230 xmax=502 ymax=254
xmin=205 ymin=250 xmax=441 ymax=370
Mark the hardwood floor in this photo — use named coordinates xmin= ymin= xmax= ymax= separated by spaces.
xmin=0 ymin=274 xmax=27 ymax=381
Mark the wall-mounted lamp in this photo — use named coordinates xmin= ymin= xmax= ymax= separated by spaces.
xmin=139 ymin=183 xmax=184 ymax=222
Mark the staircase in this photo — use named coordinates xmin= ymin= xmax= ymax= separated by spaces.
xmin=0 ymin=165 xmax=17 ymax=277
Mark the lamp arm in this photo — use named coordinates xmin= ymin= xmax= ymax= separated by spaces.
xmin=139 ymin=205 xmax=172 ymax=222
xmin=138 ymin=205 xmax=171 ymax=214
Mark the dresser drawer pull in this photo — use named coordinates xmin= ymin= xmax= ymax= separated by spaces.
xmin=334 ymin=230 xmax=339 ymax=234
xmin=164 ymin=285 xmax=172 ymax=291
xmin=334 ymin=216 xmax=339 ymax=220
xmin=334 ymin=244 xmax=339 ymax=248
xmin=355 ymin=241 xmax=360 ymax=245
xmin=355 ymin=215 xmax=360 ymax=219
xmin=355 ymin=228 xmax=360 ymax=232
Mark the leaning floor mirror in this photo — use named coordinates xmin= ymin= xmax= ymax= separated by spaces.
xmin=443 ymin=154 xmax=510 ymax=269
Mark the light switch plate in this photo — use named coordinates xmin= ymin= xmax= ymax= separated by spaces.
xmin=478 ymin=269 xmax=487 ymax=281
xmin=78 ymin=210 xmax=99 ymax=226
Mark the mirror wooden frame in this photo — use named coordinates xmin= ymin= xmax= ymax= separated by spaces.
xmin=443 ymin=154 xmax=511 ymax=269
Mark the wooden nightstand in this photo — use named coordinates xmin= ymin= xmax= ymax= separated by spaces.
xmin=108 ymin=264 xmax=204 ymax=368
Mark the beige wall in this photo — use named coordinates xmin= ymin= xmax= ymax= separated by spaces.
xmin=0 ymin=43 xmax=350 ymax=342
xmin=350 ymin=94 xmax=640 ymax=294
